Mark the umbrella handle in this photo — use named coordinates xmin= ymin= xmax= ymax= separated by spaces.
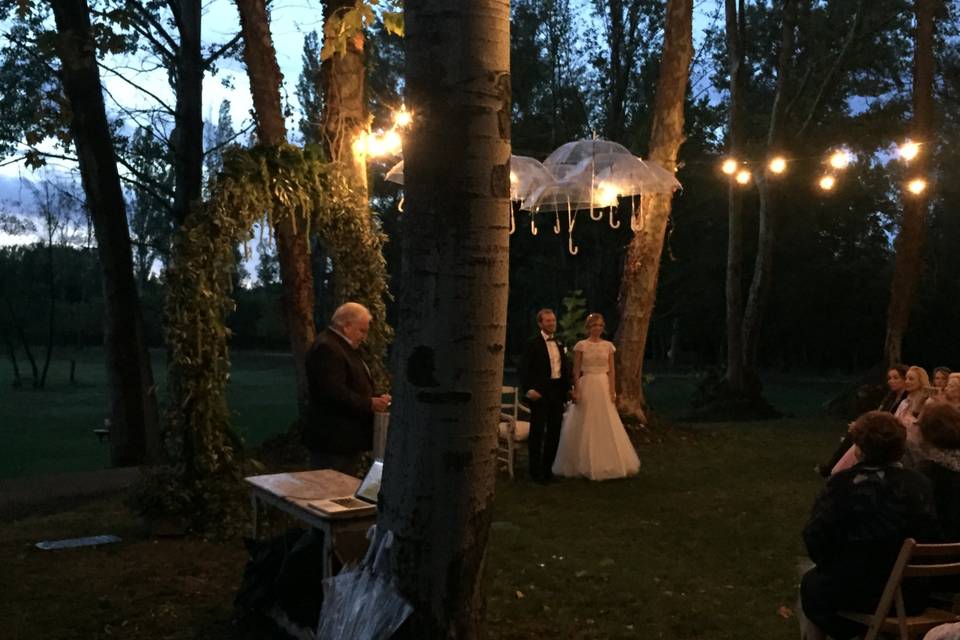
xmin=530 ymin=213 xmax=538 ymax=236
xmin=609 ymin=208 xmax=620 ymax=229
xmin=509 ymin=209 xmax=516 ymax=235
xmin=553 ymin=212 xmax=561 ymax=234
xmin=566 ymin=206 xmax=579 ymax=255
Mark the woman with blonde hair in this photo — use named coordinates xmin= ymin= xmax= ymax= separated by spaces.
xmin=552 ymin=313 xmax=640 ymax=480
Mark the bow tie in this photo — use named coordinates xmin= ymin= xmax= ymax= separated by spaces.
xmin=545 ymin=336 xmax=558 ymax=342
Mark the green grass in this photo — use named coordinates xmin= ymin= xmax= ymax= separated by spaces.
xmin=0 ymin=349 xmax=297 ymax=479
xmin=0 ymin=414 xmax=845 ymax=639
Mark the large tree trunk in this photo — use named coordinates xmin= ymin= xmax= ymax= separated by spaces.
xmin=884 ymin=0 xmax=935 ymax=366
xmin=741 ymin=0 xmax=797 ymax=371
xmin=171 ymin=0 xmax=204 ymax=227
xmin=723 ymin=0 xmax=747 ymax=392
xmin=49 ymin=0 xmax=160 ymax=465
xmin=235 ymin=0 xmax=316 ymax=410
xmin=378 ymin=0 xmax=511 ymax=636
xmin=614 ymin=0 xmax=693 ymax=420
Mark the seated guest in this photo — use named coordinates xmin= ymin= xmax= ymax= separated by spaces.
xmin=801 ymin=411 xmax=941 ymax=640
xmin=916 ymin=403 xmax=960 ymax=541
xmin=943 ymin=373 xmax=960 ymax=410
xmin=832 ymin=365 xmax=932 ymax=474
xmin=817 ymin=365 xmax=908 ymax=477
xmin=933 ymin=367 xmax=952 ymax=395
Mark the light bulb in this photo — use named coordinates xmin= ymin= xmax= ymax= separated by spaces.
xmin=735 ymin=169 xmax=751 ymax=185
xmin=768 ymin=156 xmax=787 ymax=174
xmin=721 ymin=158 xmax=738 ymax=175
xmin=594 ymin=182 xmax=619 ymax=208
xmin=907 ymin=178 xmax=927 ymax=195
xmin=819 ymin=175 xmax=836 ymax=191
xmin=828 ymin=149 xmax=852 ymax=170
xmin=899 ymin=140 xmax=920 ymax=162
xmin=394 ymin=107 xmax=412 ymax=128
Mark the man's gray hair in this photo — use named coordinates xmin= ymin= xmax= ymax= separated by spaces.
xmin=331 ymin=302 xmax=372 ymax=328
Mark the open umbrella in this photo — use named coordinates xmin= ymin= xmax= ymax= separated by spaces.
xmin=384 ymin=156 xmax=555 ymax=210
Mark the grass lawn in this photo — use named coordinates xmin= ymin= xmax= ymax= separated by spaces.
xmin=1 ymin=351 xmax=850 ymax=637
xmin=0 ymin=349 xmax=297 ymax=479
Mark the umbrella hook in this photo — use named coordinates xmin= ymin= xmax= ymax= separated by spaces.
xmin=397 ymin=195 xmax=404 ymax=213
xmin=567 ymin=203 xmax=579 ymax=255
xmin=553 ymin=211 xmax=561 ymax=234
xmin=509 ymin=208 xmax=516 ymax=235
xmin=530 ymin=211 xmax=539 ymax=236
xmin=609 ymin=207 xmax=620 ymax=229
xmin=590 ymin=207 xmax=604 ymax=221
xmin=630 ymin=196 xmax=643 ymax=232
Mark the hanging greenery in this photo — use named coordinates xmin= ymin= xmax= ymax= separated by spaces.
xmin=135 ymin=143 xmax=392 ymax=535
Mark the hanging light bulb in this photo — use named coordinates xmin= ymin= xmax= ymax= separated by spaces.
xmin=721 ymin=158 xmax=738 ymax=175
xmin=735 ymin=169 xmax=751 ymax=185
xmin=768 ymin=156 xmax=787 ymax=174
xmin=351 ymin=132 xmax=369 ymax=158
xmin=818 ymin=175 xmax=836 ymax=191
xmin=393 ymin=106 xmax=412 ymax=128
xmin=898 ymin=139 xmax=920 ymax=162
xmin=906 ymin=178 xmax=927 ymax=195
xmin=828 ymin=149 xmax=853 ymax=170
xmin=594 ymin=181 xmax=619 ymax=208
xmin=382 ymin=130 xmax=402 ymax=155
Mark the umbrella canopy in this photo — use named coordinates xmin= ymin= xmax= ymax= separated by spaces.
xmin=544 ymin=139 xmax=633 ymax=179
xmin=565 ymin=153 xmax=681 ymax=196
xmin=384 ymin=156 xmax=555 ymax=210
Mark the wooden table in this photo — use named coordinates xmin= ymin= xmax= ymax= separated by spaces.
xmin=244 ymin=469 xmax=376 ymax=578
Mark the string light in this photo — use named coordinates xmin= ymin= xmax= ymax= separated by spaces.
xmin=594 ymin=181 xmax=619 ymax=207
xmin=898 ymin=139 xmax=920 ymax=162
xmin=393 ymin=105 xmax=412 ymax=128
xmin=735 ymin=169 xmax=751 ymax=185
xmin=906 ymin=178 xmax=927 ymax=195
xmin=828 ymin=149 xmax=853 ymax=170
xmin=818 ymin=175 xmax=836 ymax=191
xmin=721 ymin=158 xmax=738 ymax=175
xmin=768 ymin=156 xmax=787 ymax=174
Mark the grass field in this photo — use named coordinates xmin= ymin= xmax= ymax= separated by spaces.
xmin=0 ymin=349 xmax=298 ymax=479
xmin=0 ymin=351 xmax=850 ymax=638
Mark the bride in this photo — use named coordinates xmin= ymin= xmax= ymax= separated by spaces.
xmin=552 ymin=313 xmax=641 ymax=480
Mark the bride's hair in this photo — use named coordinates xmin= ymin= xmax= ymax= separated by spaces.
xmin=585 ymin=313 xmax=605 ymax=330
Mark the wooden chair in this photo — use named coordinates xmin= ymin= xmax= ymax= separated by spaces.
xmin=497 ymin=386 xmax=530 ymax=479
xmin=838 ymin=538 xmax=960 ymax=640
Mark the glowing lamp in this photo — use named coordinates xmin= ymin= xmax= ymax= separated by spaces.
xmin=818 ymin=175 xmax=836 ymax=191
xmin=907 ymin=178 xmax=927 ymax=195
xmin=768 ymin=156 xmax=787 ymax=174
xmin=735 ymin=169 xmax=751 ymax=185
xmin=898 ymin=140 xmax=920 ymax=162
xmin=394 ymin=107 xmax=412 ymax=128
xmin=721 ymin=158 xmax=738 ymax=175
xmin=382 ymin=130 xmax=402 ymax=155
xmin=594 ymin=182 xmax=619 ymax=208
xmin=351 ymin=133 xmax=369 ymax=157
xmin=509 ymin=171 xmax=518 ymax=184
xmin=828 ymin=149 xmax=852 ymax=170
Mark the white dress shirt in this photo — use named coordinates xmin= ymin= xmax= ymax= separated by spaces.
xmin=541 ymin=331 xmax=562 ymax=380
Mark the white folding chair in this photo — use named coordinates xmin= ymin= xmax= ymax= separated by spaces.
xmin=497 ymin=386 xmax=530 ymax=479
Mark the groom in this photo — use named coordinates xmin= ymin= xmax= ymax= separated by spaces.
xmin=520 ymin=308 xmax=572 ymax=483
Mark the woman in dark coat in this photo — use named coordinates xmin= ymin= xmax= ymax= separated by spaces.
xmin=916 ymin=402 xmax=960 ymax=541
xmin=800 ymin=411 xmax=941 ymax=640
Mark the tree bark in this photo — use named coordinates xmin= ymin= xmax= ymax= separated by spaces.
xmin=171 ymin=0 xmax=204 ymax=227
xmin=235 ymin=0 xmax=316 ymax=410
xmin=49 ymin=0 xmax=161 ymax=465
xmin=723 ymin=0 xmax=747 ymax=392
xmin=6 ymin=292 xmax=39 ymax=385
xmin=884 ymin=0 xmax=935 ymax=366
xmin=613 ymin=0 xmax=693 ymax=419
xmin=741 ymin=0 xmax=797 ymax=371
xmin=378 ymin=0 xmax=511 ymax=636
xmin=1 ymin=329 xmax=22 ymax=388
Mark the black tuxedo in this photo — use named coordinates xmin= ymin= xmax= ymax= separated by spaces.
xmin=303 ymin=328 xmax=374 ymax=456
xmin=520 ymin=333 xmax=572 ymax=481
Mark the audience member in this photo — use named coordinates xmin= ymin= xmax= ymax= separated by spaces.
xmin=800 ymin=411 xmax=941 ymax=640
xmin=933 ymin=366 xmax=952 ymax=394
xmin=916 ymin=403 xmax=960 ymax=541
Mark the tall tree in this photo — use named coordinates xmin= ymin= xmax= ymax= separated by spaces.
xmin=613 ymin=0 xmax=693 ymax=418
xmin=378 ymin=0 xmax=511 ymax=635
xmin=234 ymin=0 xmax=317 ymax=410
xmin=884 ymin=0 xmax=936 ymax=366
xmin=48 ymin=0 xmax=160 ymax=464
xmin=723 ymin=0 xmax=747 ymax=392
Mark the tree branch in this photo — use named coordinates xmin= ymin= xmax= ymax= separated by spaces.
xmin=97 ymin=62 xmax=176 ymax=115
xmin=202 ymin=31 xmax=243 ymax=69
xmin=794 ymin=0 xmax=866 ymax=139
xmin=128 ymin=3 xmax=180 ymax=58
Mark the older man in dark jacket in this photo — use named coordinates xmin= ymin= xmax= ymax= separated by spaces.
xmin=303 ymin=302 xmax=390 ymax=474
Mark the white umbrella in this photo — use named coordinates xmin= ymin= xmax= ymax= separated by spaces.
xmin=544 ymin=139 xmax=633 ymax=179
xmin=564 ymin=153 xmax=681 ymax=197
xmin=384 ymin=156 xmax=556 ymax=211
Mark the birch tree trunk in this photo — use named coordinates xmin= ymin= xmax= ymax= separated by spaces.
xmin=614 ymin=0 xmax=693 ymax=419
xmin=378 ymin=0 xmax=511 ymax=636
xmin=742 ymin=0 xmax=797 ymax=371
xmin=49 ymin=0 xmax=160 ymax=465
xmin=884 ymin=0 xmax=935 ymax=366
xmin=723 ymin=0 xmax=747 ymax=392
xmin=235 ymin=0 xmax=316 ymax=410
xmin=171 ymin=0 xmax=204 ymax=227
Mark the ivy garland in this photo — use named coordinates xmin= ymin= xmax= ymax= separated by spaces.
xmin=147 ymin=143 xmax=392 ymax=535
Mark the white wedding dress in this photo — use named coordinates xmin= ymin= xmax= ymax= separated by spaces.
xmin=552 ymin=339 xmax=641 ymax=480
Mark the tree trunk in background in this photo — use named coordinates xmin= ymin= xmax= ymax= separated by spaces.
xmin=723 ymin=0 xmax=746 ymax=392
xmin=171 ymin=0 xmax=204 ymax=227
xmin=1 ymin=329 xmax=22 ymax=388
xmin=613 ymin=0 xmax=693 ymax=419
xmin=884 ymin=0 xmax=935 ymax=367
xmin=378 ymin=0 xmax=511 ymax=636
xmin=235 ymin=0 xmax=316 ymax=411
xmin=49 ymin=0 xmax=160 ymax=465
xmin=742 ymin=0 xmax=797 ymax=372
xmin=319 ymin=0 xmax=393 ymax=385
